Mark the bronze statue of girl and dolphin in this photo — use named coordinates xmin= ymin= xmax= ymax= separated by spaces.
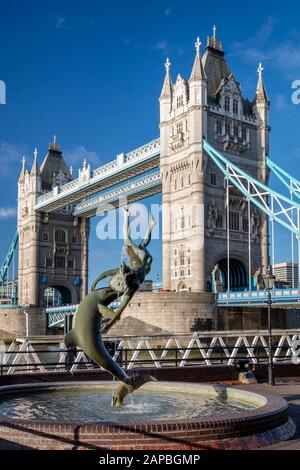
xmin=64 ymin=208 xmax=156 ymax=406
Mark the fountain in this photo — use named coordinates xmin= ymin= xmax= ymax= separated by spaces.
xmin=0 ymin=380 xmax=295 ymax=450
xmin=0 ymin=210 xmax=295 ymax=449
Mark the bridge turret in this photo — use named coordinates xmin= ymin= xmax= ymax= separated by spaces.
xmin=252 ymin=63 xmax=271 ymax=274
xmin=17 ymin=148 xmax=42 ymax=307
xmin=40 ymin=136 xmax=72 ymax=191
xmin=159 ymin=37 xmax=209 ymax=292
xmin=30 ymin=148 xmax=42 ymax=194
xmin=159 ymin=58 xmax=173 ymax=124
xmin=17 ymin=138 xmax=89 ymax=310
xmin=18 ymin=156 xmax=27 ymax=183
xmin=189 ymin=37 xmax=207 ymax=107
xmin=160 ymin=27 xmax=269 ymax=293
xmin=253 ymin=62 xmax=270 ymax=162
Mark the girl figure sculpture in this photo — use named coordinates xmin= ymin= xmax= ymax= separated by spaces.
xmin=65 ymin=208 xmax=155 ymax=406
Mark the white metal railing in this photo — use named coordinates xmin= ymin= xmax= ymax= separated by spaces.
xmin=2 ymin=330 xmax=300 ymax=374
xmin=124 ymin=138 xmax=160 ymax=163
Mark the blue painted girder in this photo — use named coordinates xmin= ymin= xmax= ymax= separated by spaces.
xmin=203 ymin=140 xmax=300 ymax=238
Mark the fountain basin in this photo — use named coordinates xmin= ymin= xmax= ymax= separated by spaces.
xmin=0 ymin=381 xmax=295 ymax=450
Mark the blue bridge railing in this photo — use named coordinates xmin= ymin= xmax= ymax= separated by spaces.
xmin=218 ymin=289 xmax=300 ymax=307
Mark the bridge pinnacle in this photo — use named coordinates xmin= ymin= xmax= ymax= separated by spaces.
xmin=160 ymin=58 xmax=172 ymax=100
xmin=18 ymin=155 xmax=27 ymax=182
xmin=255 ymin=62 xmax=269 ymax=104
xmin=257 ymin=62 xmax=264 ymax=79
xmin=206 ymin=25 xmax=223 ymax=51
xmin=190 ymin=36 xmax=206 ymax=82
xmin=164 ymin=57 xmax=171 ymax=74
xmin=30 ymin=148 xmax=41 ymax=176
xmin=195 ymin=37 xmax=201 ymax=53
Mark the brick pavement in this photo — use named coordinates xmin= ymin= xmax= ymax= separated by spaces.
xmin=234 ymin=381 xmax=300 ymax=450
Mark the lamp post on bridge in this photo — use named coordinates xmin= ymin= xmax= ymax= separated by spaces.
xmin=263 ymin=266 xmax=276 ymax=386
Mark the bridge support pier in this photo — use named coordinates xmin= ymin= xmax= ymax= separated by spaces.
xmin=0 ymin=307 xmax=47 ymax=338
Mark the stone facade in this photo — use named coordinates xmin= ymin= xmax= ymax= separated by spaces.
xmin=119 ymin=291 xmax=217 ymax=334
xmin=17 ymin=139 xmax=89 ymax=308
xmin=160 ymin=29 xmax=270 ymax=293
xmin=0 ymin=308 xmax=46 ymax=337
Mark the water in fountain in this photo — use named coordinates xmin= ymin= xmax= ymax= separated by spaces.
xmin=0 ymin=385 xmax=257 ymax=424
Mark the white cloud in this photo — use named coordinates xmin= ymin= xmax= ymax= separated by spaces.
xmin=0 ymin=142 xmax=27 ymax=178
xmin=56 ymin=15 xmax=66 ymax=29
xmin=64 ymin=146 xmax=100 ymax=167
xmin=231 ymin=16 xmax=300 ymax=77
xmin=153 ymin=40 xmax=186 ymax=57
xmin=155 ymin=40 xmax=169 ymax=53
xmin=55 ymin=15 xmax=71 ymax=31
xmin=231 ymin=16 xmax=276 ymax=57
xmin=164 ymin=8 xmax=172 ymax=16
xmin=0 ymin=207 xmax=17 ymax=219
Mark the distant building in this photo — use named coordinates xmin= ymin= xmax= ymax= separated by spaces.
xmin=139 ymin=280 xmax=153 ymax=292
xmin=272 ymin=263 xmax=299 ymax=288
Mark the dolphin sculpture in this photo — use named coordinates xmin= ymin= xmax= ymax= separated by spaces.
xmin=65 ymin=208 xmax=156 ymax=406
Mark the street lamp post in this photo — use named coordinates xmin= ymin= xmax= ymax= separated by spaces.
xmin=263 ymin=266 xmax=276 ymax=386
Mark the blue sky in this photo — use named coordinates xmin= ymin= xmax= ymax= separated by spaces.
xmin=1 ymin=0 xmax=300 ymax=284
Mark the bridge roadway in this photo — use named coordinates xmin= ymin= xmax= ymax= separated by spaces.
xmin=34 ymin=138 xmax=160 ymax=214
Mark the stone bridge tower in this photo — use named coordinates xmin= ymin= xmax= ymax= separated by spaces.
xmin=17 ymin=139 xmax=89 ymax=308
xmin=160 ymin=28 xmax=270 ymax=293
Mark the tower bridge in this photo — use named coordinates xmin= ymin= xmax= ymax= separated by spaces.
xmin=1 ymin=27 xmax=300 ymax=336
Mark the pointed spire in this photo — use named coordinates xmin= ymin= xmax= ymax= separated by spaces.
xmin=213 ymin=25 xmax=217 ymax=46
xmin=206 ymin=25 xmax=223 ymax=51
xmin=160 ymin=57 xmax=173 ymax=99
xmin=30 ymin=147 xmax=41 ymax=176
xmin=190 ymin=37 xmax=206 ymax=82
xmin=255 ymin=62 xmax=269 ymax=104
xmin=49 ymin=135 xmax=61 ymax=152
xmin=18 ymin=156 xmax=27 ymax=182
